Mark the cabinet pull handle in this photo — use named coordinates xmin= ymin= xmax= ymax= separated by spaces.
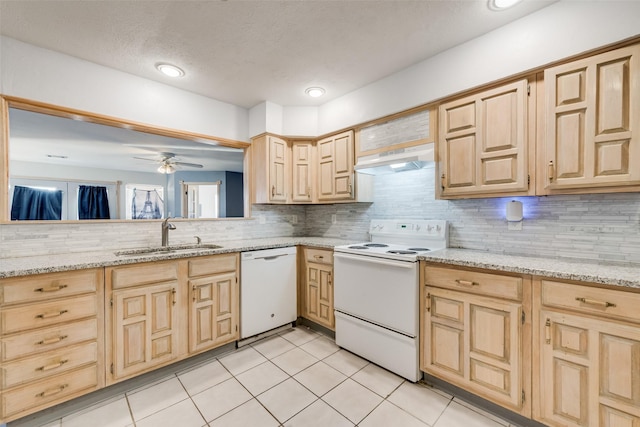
xmin=192 ymin=285 xmax=197 ymax=302
xmin=455 ymin=279 xmax=478 ymax=287
xmin=313 ymin=255 xmax=324 ymax=260
xmin=348 ymin=176 xmax=353 ymax=198
xmin=548 ymin=161 xmax=555 ymax=182
xmin=172 ymin=288 xmax=177 ymax=305
xmin=271 ymin=185 xmax=275 ymax=197
xmin=37 ymin=335 xmax=68 ymax=345
xmin=575 ymin=297 xmax=616 ymax=308
xmin=441 ymin=174 xmax=446 ymax=191
xmin=544 ymin=318 xmax=551 ymax=344
xmin=37 ymin=359 xmax=69 ymax=372
xmin=36 ymin=384 xmax=68 ymax=398
xmin=426 ymin=293 xmax=431 ymax=312
xmin=35 ymin=284 xmax=68 ymax=293
xmin=307 ymin=186 xmax=311 ymax=198
xmin=36 ymin=310 xmax=68 ymax=319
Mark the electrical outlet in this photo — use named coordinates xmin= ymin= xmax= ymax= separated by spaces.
xmin=331 ymin=214 xmax=337 ymax=224
xmin=291 ymin=215 xmax=298 ymax=224
xmin=259 ymin=215 xmax=266 ymax=224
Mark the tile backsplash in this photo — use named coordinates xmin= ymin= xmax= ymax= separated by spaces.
xmin=2 ymin=167 xmax=640 ymax=264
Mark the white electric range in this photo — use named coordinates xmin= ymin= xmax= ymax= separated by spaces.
xmin=333 ymin=219 xmax=448 ymax=381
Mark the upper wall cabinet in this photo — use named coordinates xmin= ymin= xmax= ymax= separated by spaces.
xmin=438 ymin=79 xmax=534 ymax=199
xmin=291 ymin=140 xmax=315 ymax=203
xmin=541 ymin=44 xmax=640 ymax=194
xmin=317 ymin=130 xmax=355 ymax=201
xmin=250 ymin=134 xmax=289 ymax=204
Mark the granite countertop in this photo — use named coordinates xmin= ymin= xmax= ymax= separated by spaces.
xmin=420 ymin=249 xmax=640 ymax=290
xmin=0 ymin=237 xmax=355 ymax=279
xmin=2 ymin=238 xmax=639 ymax=290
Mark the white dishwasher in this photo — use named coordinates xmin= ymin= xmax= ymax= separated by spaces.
xmin=240 ymin=246 xmax=297 ymax=339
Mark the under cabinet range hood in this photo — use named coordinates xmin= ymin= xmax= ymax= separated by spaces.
xmin=354 ymin=143 xmax=435 ymax=175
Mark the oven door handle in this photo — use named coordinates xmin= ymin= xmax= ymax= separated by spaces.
xmin=333 ymin=252 xmax=416 ymax=269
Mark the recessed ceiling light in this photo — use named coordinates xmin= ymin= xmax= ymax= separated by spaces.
xmin=156 ymin=63 xmax=185 ymax=78
xmin=488 ymin=0 xmax=523 ymax=10
xmin=305 ymin=87 xmax=325 ymax=98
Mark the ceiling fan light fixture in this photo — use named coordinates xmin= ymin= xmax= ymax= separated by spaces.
xmin=305 ymin=87 xmax=325 ymax=98
xmin=157 ymin=163 xmax=176 ymax=174
xmin=156 ymin=63 xmax=185 ymax=78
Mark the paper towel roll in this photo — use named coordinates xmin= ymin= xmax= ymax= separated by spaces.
xmin=506 ymin=200 xmax=523 ymax=221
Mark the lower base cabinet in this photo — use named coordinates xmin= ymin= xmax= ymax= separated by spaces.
xmin=300 ymin=247 xmax=335 ymax=330
xmin=420 ymin=264 xmax=531 ymax=417
xmin=533 ymin=279 xmax=640 ymax=427
xmin=105 ymin=253 xmax=239 ymax=385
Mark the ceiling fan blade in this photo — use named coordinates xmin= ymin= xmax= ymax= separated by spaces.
xmin=173 ymin=161 xmax=204 ymax=168
xmin=124 ymin=144 xmax=241 ymax=152
xmin=133 ymin=156 xmax=161 ymax=163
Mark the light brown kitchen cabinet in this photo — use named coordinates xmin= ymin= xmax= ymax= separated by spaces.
xmin=187 ymin=254 xmax=239 ymax=354
xmin=300 ymin=247 xmax=335 ymax=330
xmin=0 ymin=269 xmax=104 ymax=424
xmin=421 ymin=264 xmax=531 ymax=417
xmin=291 ymin=140 xmax=315 ymax=203
xmin=317 ymin=130 xmax=355 ymax=201
xmin=106 ymin=261 xmax=181 ymax=384
xmin=542 ymin=44 xmax=640 ymax=194
xmin=533 ymin=279 xmax=640 ymax=427
xmin=438 ymin=79 xmax=533 ymax=198
xmin=250 ymin=134 xmax=290 ymax=203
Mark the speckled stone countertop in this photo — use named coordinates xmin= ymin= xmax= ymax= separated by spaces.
xmin=420 ymin=248 xmax=640 ymax=290
xmin=2 ymin=239 xmax=639 ymax=290
xmin=0 ymin=237 xmax=355 ymax=279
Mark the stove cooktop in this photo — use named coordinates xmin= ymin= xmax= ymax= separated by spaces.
xmin=334 ymin=219 xmax=448 ymax=262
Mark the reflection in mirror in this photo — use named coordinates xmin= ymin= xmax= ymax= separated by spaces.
xmin=8 ymin=108 xmax=245 ymax=221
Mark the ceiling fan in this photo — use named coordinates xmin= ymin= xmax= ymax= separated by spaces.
xmin=133 ymin=152 xmax=203 ymax=174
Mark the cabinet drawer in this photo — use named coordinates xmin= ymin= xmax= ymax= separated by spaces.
xmin=0 ymin=269 xmax=100 ymax=305
xmin=541 ymin=280 xmax=640 ymax=323
xmin=1 ymin=364 xmax=98 ymax=421
xmin=188 ymin=253 xmax=238 ymax=277
xmin=1 ymin=318 xmax=98 ymax=362
xmin=1 ymin=341 xmax=97 ymax=388
xmin=305 ymin=248 xmax=333 ymax=265
xmin=0 ymin=294 xmax=97 ymax=335
xmin=109 ymin=261 xmax=178 ymax=289
xmin=424 ymin=266 xmax=522 ymax=301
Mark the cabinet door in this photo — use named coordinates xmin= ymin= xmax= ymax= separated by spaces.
xmin=268 ymin=135 xmax=289 ymax=202
xmin=537 ymin=310 xmax=640 ymax=427
xmin=544 ymin=44 xmax=640 ymax=191
xmin=317 ymin=131 xmax=354 ymax=201
xmin=291 ymin=141 xmax=314 ymax=202
xmin=305 ymin=262 xmax=334 ymax=330
xmin=189 ymin=272 xmax=238 ymax=354
xmin=439 ymin=79 xmax=529 ymax=197
xmin=111 ymin=283 xmax=178 ymax=381
xmin=423 ymin=287 xmax=524 ymax=411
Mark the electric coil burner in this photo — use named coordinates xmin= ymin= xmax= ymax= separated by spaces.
xmin=333 ymin=219 xmax=448 ymax=381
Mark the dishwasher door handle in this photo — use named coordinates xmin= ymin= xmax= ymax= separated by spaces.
xmin=255 ymin=254 xmax=289 ymax=261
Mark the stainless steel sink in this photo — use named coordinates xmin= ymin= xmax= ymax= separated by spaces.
xmin=114 ymin=243 xmax=222 ymax=256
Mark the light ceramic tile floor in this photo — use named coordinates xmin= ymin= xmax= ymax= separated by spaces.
xmin=12 ymin=326 xmax=524 ymax=427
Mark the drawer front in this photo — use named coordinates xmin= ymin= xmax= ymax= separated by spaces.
xmin=0 ymin=269 xmax=100 ymax=305
xmin=1 ymin=318 xmax=98 ymax=362
xmin=541 ymin=280 xmax=640 ymax=323
xmin=188 ymin=253 xmax=238 ymax=277
xmin=424 ymin=265 xmax=522 ymax=301
xmin=109 ymin=261 xmax=178 ymax=289
xmin=305 ymin=248 xmax=333 ymax=265
xmin=1 ymin=364 xmax=98 ymax=421
xmin=1 ymin=341 xmax=98 ymax=388
xmin=0 ymin=294 xmax=97 ymax=335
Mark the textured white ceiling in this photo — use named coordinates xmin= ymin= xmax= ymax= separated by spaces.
xmin=0 ymin=0 xmax=556 ymax=109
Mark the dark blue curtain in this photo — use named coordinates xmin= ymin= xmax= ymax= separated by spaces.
xmin=78 ymin=185 xmax=111 ymax=220
xmin=11 ymin=185 xmax=63 ymax=220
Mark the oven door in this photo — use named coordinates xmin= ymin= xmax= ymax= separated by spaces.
xmin=333 ymin=252 xmax=419 ymax=336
